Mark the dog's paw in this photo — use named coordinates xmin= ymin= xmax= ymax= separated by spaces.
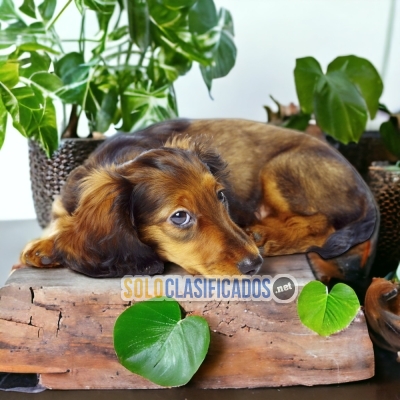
xmin=20 ymin=239 xmax=59 ymax=268
xmin=245 ymin=227 xmax=267 ymax=247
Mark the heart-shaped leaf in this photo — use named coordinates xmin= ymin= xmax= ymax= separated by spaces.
xmin=297 ymin=281 xmax=360 ymax=336
xmin=113 ymin=297 xmax=210 ymax=387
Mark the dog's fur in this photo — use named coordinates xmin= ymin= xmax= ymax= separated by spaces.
xmin=21 ymin=119 xmax=379 ymax=282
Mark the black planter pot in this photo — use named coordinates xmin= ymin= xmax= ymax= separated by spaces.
xmin=326 ymin=131 xmax=396 ymax=178
xmin=29 ymin=138 xmax=105 ymax=228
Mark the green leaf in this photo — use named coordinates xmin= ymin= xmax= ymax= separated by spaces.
xmin=0 ymin=61 xmax=19 ymax=89
xmin=0 ymin=0 xmax=22 ymax=21
xmin=19 ymin=51 xmax=51 ymax=78
xmin=297 ymin=281 xmax=360 ymax=336
xmin=54 ymin=52 xmax=89 ymax=84
xmin=19 ymin=0 xmax=36 ymax=18
xmin=34 ymin=96 xmax=58 ymax=156
xmin=0 ymin=94 xmax=7 ymax=149
xmin=12 ymin=86 xmax=42 ymax=110
xmin=379 ymin=102 xmax=392 ymax=114
xmin=126 ymin=0 xmax=150 ymax=51
xmin=18 ymin=42 xmax=59 ymax=54
xmin=148 ymin=0 xmax=181 ymax=27
xmin=199 ymin=9 xmax=236 ymax=92
xmin=95 ymin=88 xmax=117 ymax=133
xmin=114 ymin=297 xmax=210 ymax=387
xmin=163 ymin=0 xmax=197 ymax=9
xmin=83 ymin=0 xmax=116 ymax=14
xmin=30 ymin=72 xmax=64 ymax=94
xmin=294 ymin=57 xmax=323 ymax=114
xmin=155 ymin=47 xmax=192 ymax=83
xmin=0 ymin=82 xmax=28 ymax=137
xmin=38 ymin=0 xmax=56 ymax=21
xmin=282 ymin=113 xmax=311 ymax=131
xmin=121 ymin=84 xmax=177 ymax=131
xmin=74 ymin=0 xmax=84 ymax=13
xmin=313 ymin=70 xmax=368 ymax=144
xmin=108 ymin=25 xmax=129 ymax=41
xmin=188 ymin=0 xmax=217 ymax=34
xmin=380 ymin=117 xmax=400 ymax=159
xmin=84 ymin=0 xmax=117 ymax=31
xmin=200 ymin=29 xmax=236 ymax=91
xmin=54 ymin=52 xmax=90 ymax=103
xmin=327 ymin=55 xmax=383 ymax=119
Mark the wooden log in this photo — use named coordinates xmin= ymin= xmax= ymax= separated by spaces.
xmin=0 ymin=255 xmax=374 ymax=389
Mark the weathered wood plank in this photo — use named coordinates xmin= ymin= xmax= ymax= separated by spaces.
xmin=0 ymin=255 xmax=374 ymax=389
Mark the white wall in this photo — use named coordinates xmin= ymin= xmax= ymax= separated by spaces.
xmin=0 ymin=0 xmax=399 ymax=221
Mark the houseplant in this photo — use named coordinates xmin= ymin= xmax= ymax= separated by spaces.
xmin=267 ymin=54 xmax=400 ymax=274
xmin=0 ymin=0 xmax=237 ymax=226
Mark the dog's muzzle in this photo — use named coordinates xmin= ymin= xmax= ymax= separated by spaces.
xmin=237 ymin=254 xmax=263 ymax=275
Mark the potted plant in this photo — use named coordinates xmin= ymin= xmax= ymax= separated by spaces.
xmin=0 ymin=0 xmax=237 ymax=227
xmin=265 ymin=54 xmax=400 ymax=275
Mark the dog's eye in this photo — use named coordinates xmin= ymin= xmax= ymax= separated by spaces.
xmin=170 ymin=211 xmax=192 ymax=226
xmin=217 ymin=190 xmax=226 ymax=203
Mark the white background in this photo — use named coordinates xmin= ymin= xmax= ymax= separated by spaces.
xmin=0 ymin=0 xmax=399 ymax=221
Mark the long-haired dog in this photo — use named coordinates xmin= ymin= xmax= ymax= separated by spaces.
xmin=20 ymin=119 xmax=379 ymax=283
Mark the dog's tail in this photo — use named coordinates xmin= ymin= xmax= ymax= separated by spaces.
xmin=307 ymin=197 xmax=379 ymax=260
xmin=307 ymin=198 xmax=380 ymax=284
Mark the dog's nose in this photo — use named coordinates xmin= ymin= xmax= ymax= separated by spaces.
xmin=237 ymin=254 xmax=263 ymax=275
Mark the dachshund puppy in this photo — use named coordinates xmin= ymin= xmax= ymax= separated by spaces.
xmin=21 ymin=119 xmax=379 ymax=282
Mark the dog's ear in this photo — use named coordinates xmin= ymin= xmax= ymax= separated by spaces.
xmin=165 ymin=135 xmax=228 ymax=180
xmin=54 ymin=167 xmax=164 ymax=277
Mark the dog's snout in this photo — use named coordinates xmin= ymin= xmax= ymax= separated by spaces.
xmin=237 ymin=254 xmax=263 ymax=275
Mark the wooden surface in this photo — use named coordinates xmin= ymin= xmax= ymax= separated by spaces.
xmin=0 ymin=255 xmax=374 ymax=389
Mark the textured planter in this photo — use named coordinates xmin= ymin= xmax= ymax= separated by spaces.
xmin=368 ymin=162 xmax=400 ymax=265
xmin=29 ymin=138 xmax=105 ymax=228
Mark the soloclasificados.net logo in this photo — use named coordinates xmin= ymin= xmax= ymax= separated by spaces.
xmin=121 ymin=274 xmax=298 ymax=303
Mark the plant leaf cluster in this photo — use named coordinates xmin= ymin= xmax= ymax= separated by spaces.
xmin=284 ymin=54 xmax=400 ymax=160
xmin=0 ymin=0 xmax=236 ymax=155
xmin=291 ymin=55 xmax=383 ymax=144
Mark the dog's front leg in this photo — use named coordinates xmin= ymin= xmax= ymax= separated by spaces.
xmin=245 ymin=213 xmax=334 ymax=257
xmin=18 ymin=236 xmax=60 ymax=269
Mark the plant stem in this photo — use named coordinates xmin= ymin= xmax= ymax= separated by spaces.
xmin=113 ymin=2 xmax=123 ymax=33
xmin=125 ymin=41 xmax=133 ymax=65
xmin=79 ymin=8 xmax=86 ymax=54
xmin=46 ymin=0 xmax=73 ymax=32
xmin=105 ymin=49 xmax=142 ymax=62
xmin=381 ymin=0 xmax=396 ymax=82
xmin=170 ymin=83 xmax=178 ymax=116
xmin=136 ymin=47 xmax=147 ymax=68
xmin=61 ymin=104 xmax=79 ymax=139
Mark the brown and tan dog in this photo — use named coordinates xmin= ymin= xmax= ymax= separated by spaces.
xmin=20 ymin=119 xmax=379 ymax=282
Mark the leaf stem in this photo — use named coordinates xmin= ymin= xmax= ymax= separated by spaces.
xmin=79 ymin=8 xmax=86 ymax=55
xmin=46 ymin=0 xmax=73 ymax=32
xmin=381 ymin=0 xmax=396 ymax=82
